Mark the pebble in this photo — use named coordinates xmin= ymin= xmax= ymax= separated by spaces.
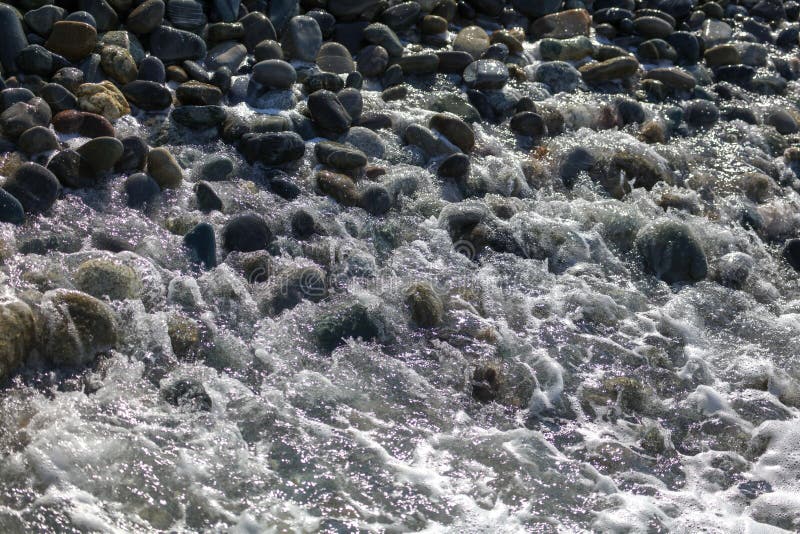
xmin=162 ymin=378 xmax=212 ymax=410
xmin=317 ymin=42 xmax=355 ymax=74
xmin=281 ymin=16 xmax=323 ymax=63
xmin=437 ymin=51 xmax=474 ymax=74
xmin=149 ymin=26 xmax=207 ymax=63
xmin=195 ymin=181 xmax=223 ymax=212
xmin=405 ymin=282 xmax=444 ymax=327
xmin=438 ymin=153 xmax=470 ymax=178
xmin=76 ymin=81 xmax=130 ymax=120
xmin=644 ymin=67 xmax=696 ymax=91
xmin=512 ymin=0 xmax=561 ymax=18
xmin=222 ymin=213 xmax=273 ymax=253
xmin=206 ymin=42 xmax=246 ymax=72
xmin=764 ymin=109 xmax=798 ymax=135
xmin=239 ymin=132 xmax=305 ymax=166
xmin=533 ymin=61 xmax=581 ymax=93
xmin=531 ymin=9 xmax=592 ymax=40
xmin=359 ymin=184 xmax=391 ymax=216
xmin=126 ymin=0 xmax=164 ymax=34
xmin=0 ymin=4 xmax=29 ymax=75
xmin=0 ymin=98 xmax=52 ymax=139
xmin=176 ymin=81 xmax=222 ymax=106
xmin=51 ymin=109 xmax=114 ymax=137
xmin=194 ymin=155 xmax=233 ymax=182
xmin=252 ymin=60 xmax=296 ymax=89
xmin=429 ymin=113 xmax=475 ymax=152
xmin=0 ymin=189 xmax=25 ymax=225
xmin=254 ymin=40 xmax=284 ymax=62
xmin=313 ymin=301 xmax=381 ymax=351
xmin=45 ymin=21 xmax=97 ymax=62
xmin=783 ymin=239 xmax=800 ymax=272
xmin=171 ymin=105 xmax=227 ymax=129
xmin=3 ymin=162 xmax=61 ymax=214
xmin=316 ymin=170 xmax=359 ymax=206
xmin=76 ymin=136 xmax=124 ymax=175
xmin=40 ymin=83 xmax=78 ymax=114
xmin=17 ymin=126 xmax=59 ymax=154
xmin=240 ymin=12 xmax=276 ymax=51
xmin=124 ymin=172 xmax=160 ymax=209
xmin=315 ymin=141 xmax=368 ymax=170
xmin=510 ymin=111 xmax=546 ymax=137
xmin=307 ymin=89 xmax=351 ymax=134
xmin=363 ymin=23 xmax=404 ymax=57
xmin=116 ymin=136 xmax=149 ymax=173
xmin=453 ymin=26 xmax=491 ymax=60
xmin=463 ymin=60 xmax=509 ymax=90
xmin=633 ymin=15 xmax=674 ymax=39
xmin=357 ymin=45 xmax=389 ymax=77
xmin=684 ymin=100 xmax=719 ymax=129
xmin=122 ymin=80 xmax=173 ymax=110
xmin=635 ymin=220 xmax=708 ymax=284
xmin=539 ymin=36 xmax=594 ymax=61
xmin=147 ymin=147 xmax=183 ymax=189
xmin=184 ymin=222 xmax=217 ymax=268
xmin=24 ymin=5 xmax=66 ymax=37
xmin=75 ymin=258 xmax=142 ymax=301
xmin=579 ymin=56 xmax=640 ymax=84
xmin=40 ymin=289 xmax=117 ymax=366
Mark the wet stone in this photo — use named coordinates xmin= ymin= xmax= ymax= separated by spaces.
xmin=463 ymin=60 xmax=509 ymax=90
xmin=222 ymin=213 xmax=273 ymax=253
xmin=315 ymin=141 xmax=368 ymax=171
xmin=635 ymin=220 xmax=708 ymax=284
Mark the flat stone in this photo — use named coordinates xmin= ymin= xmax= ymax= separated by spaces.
xmin=238 ymin=131 xmax=305 ymax=166
xmin=579 ymin=56 xmax=640 ymax=84
xmin=126 ymin=0 xmax=164 ymax=34
xmin=52 ymin=109 xmax=115 ymax=137
xmin=122 ymin=80 xmax=172 ymax=110
xmin=315 ymin=140 xmax=368 ymax=170
xmin=644 ymin=67 xmax=695 ymax=91
xmin=149 ymin=25 xmax=207 ymax=63
xmin=206 ymin=41 xmax=246 ymax=72
xmin=530 ymin=9 xmax=592 ymax=40
xmin=171 ymin=105 xmax=226 ymax=129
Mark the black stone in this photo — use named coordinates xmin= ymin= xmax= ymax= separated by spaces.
xmin=3 ymin=163 xmax=60 ymax=213
xmin=123 ymin=172 xmax=161 ymax=209
xmin=222 ymin=213 xmax=273 ymax=253
xmin=184 ymin=221 xmax=217 ymax=268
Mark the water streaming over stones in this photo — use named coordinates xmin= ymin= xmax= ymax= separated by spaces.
xmin=1 ymin=0 xmax=800 ymax=532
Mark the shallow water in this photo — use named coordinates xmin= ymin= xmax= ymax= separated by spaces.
xmin=2 ymin=19 xmax=800 ymax=534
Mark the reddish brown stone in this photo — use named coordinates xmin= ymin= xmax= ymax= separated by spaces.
xmin=45 ymin=21 xmax=97 ymax=62
xmin=52 ymin=110 xmax=115 ymax=138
